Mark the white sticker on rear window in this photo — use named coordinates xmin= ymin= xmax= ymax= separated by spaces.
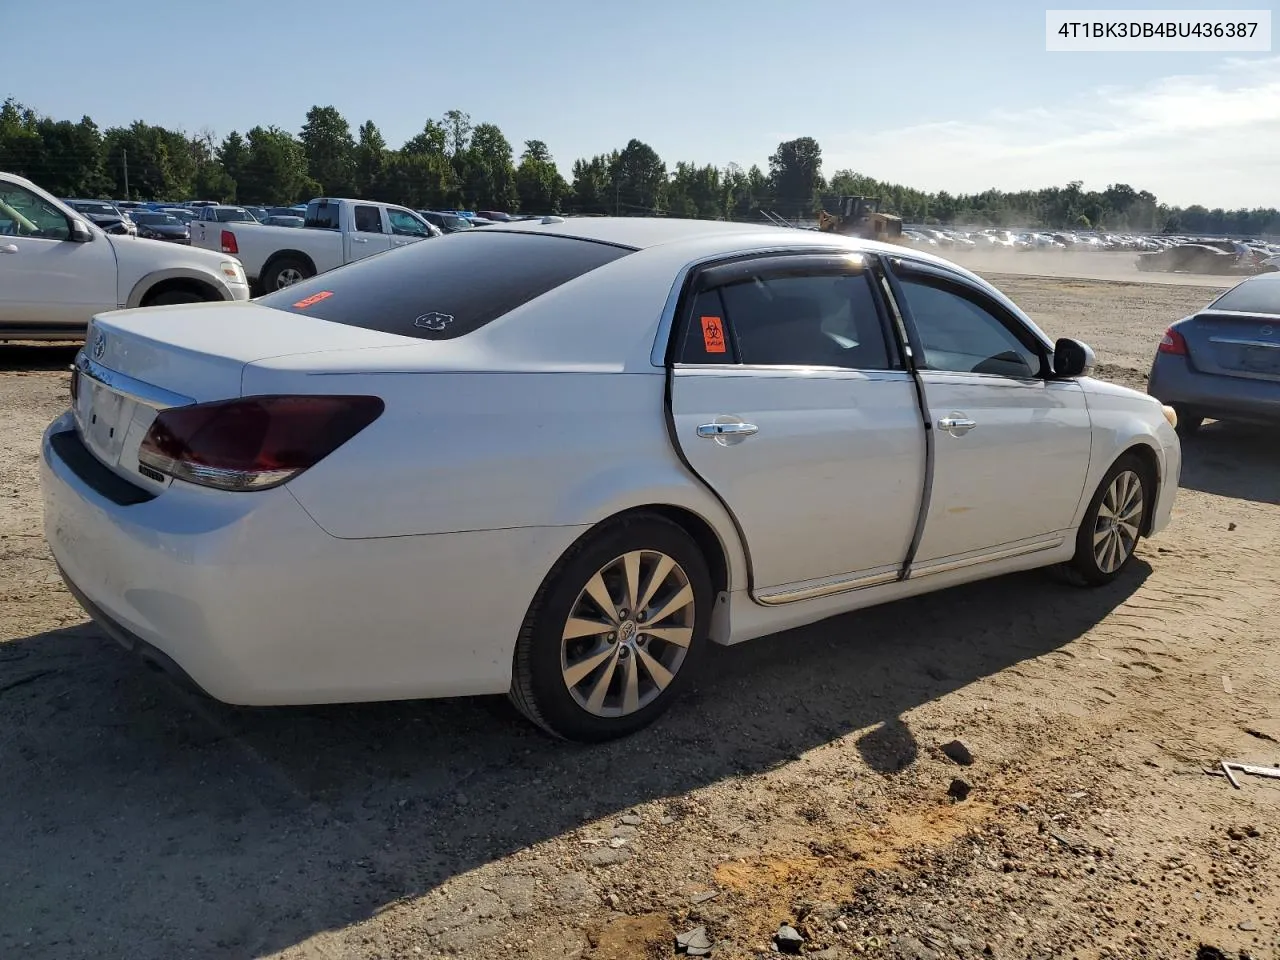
xmin=414 ymin=312 xmax=454 ymax=331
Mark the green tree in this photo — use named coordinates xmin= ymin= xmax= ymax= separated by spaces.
xmin=570 ymin=154 xmax=613 ymax=215
xmin=610 ymin=139 xmax=666 ymax=214
xmin=299 ymin=105 xmax=356 ymax=195
xmin=442 ymin=109 xmax=472 ymax=157
xmin=515 ymin=139 xmax=569 ymax=213
xmin=237 ymin=125 xmax=313 ymax=204
xmin=353 ymin=121 xmax=387 ymax=197
xmin=768 ymin=137 xmax=823 ymax=218
xmin=403 ymin=119 xmax=448 ymax=157
xmin=461 ymin=122 xmax=518 ymax=210
xmin=217 ymin=131 xmax=248 ymax=188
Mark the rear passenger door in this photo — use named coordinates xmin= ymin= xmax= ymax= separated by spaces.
xmin=344 ymin=204 xmax=393 ymax=261
xmin=668 ymin=253 xmax=927 ymax=600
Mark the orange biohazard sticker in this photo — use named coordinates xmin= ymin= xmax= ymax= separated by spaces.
xmin=292 ymin=290 xmax=333 ymax=309
xmin=700 ymin=316 xmax=726 ymax=354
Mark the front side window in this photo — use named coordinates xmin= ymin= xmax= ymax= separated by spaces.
xmin=0 ymin=184 xmax=71 ymax=240
xmin=388 ymin=209 xmax=429 ymax=237
xmin=897 ymin=277 xmax=1042 ymax=378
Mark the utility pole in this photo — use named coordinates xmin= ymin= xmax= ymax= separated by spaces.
xmin=122 ymin=148 xmax=129 ymax=199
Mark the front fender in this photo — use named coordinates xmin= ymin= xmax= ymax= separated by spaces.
xmin=124 ymin=267 xmax=239 ymax=308
xmin=1075 ymin=383 xmax=1178 ymax=531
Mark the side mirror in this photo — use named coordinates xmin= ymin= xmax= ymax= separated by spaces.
xmin=1054 ymin=337 xmax=1095 ymax=378
xmin=68 ymin=219 xmax=93 ymax=243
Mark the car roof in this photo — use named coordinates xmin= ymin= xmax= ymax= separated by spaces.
xmin=489 ymin=216 xmax=815 ymax=250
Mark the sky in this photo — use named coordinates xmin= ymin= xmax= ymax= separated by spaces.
xmin=5 ymin=0 xmax=1278 ymax=208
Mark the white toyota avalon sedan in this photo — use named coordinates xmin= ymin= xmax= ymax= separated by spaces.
xmin=41 ymin=217 xmax=1182 ymax=741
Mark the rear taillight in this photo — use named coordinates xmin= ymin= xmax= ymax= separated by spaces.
xmin=138 ymin=395 xmax=384 ymax=491
xmin=1158 ymin=327 xmax=1188 ymax=356
xmin=220 ymin=229 xmax=238 ymax=254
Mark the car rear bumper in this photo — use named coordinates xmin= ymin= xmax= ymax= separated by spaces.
xmin=1149 ymin=354 xmax=1280 ymax=425
xmin=41 ymin=412 xmax=584 ymax=705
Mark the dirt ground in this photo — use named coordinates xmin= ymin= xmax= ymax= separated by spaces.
xmin=1 ymin=273 xmax=1278 ymax=960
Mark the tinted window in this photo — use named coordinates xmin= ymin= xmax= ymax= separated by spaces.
xmin=306 ymin=201 xmax=341 ymax=230
xmin=1208 ymin=277 xmax=1280 ymax=315
xmin=258 ymin=231 xmax=633 ymax=339
xmin=388 ymin=208 xmax=429 ymax=237
xmin=354 ymin=205 xmax=384 ymax=233
xmin=215 ymin=207 xmax=253 ymax=222
xmin=135 ymin=213 xmax=178 ymax=225
xmin=898 ymin=278 xmax=1042 ymax=378
xmin=719 ymin=271 xmax=892 ymax=369
xmin=679 ymin=289 xmax=738 ymax=363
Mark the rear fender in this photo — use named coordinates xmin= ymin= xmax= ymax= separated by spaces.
xmin=547 ymin=454 xmax=749 ymax=601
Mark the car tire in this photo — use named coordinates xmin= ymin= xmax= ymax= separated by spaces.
xmin=262 ymin=257 xmax=313 ymax=292
xmin=144 ymin=289 xmax=212 ymax=306
xmin=1067 ymin=453 xmax=1152 ymax=587
xmin=509 ymin=513 xmax=713 ymax=742
xmin=1172 ymin=405 xmax=1204 ymax=437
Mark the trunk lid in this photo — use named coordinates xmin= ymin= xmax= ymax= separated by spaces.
xmin=75 ymin=302 xmax=418 ymax=488
xmin=1180 ymin=310 xmax=1280 ymax=382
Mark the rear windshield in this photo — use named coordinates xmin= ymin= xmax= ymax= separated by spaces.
xmin=1208 ymin=277 xmax=1280 ymax=315
xmin=257 ymin=230 xmax=634 ymax=339
xmin=215 ymin=208 xmax=253 ymax=222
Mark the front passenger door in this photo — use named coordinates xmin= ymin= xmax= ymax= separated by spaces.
xmin=890 ymin=263 xmax=1091 ymax=567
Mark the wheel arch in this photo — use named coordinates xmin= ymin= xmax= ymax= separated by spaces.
xmin=126 ymin=268 xmax=235 ymax=308
xmin=1117 ymin=441 xmax=1161 ymax=535
xmin=261 ymin=249 xmax=318 ymax=282
xmin=542 ymin=503 xmax=739 ymax=644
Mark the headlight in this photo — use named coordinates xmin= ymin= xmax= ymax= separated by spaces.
xmin=1162 ymin=405 xmax=1178 ymax=429
xmin=219 ymin=260 xmax=246 ymax=285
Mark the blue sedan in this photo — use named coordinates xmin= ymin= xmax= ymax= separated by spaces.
xmin=1149 ymin=272 xmax=1280 ymax=435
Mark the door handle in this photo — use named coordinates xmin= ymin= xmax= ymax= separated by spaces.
xmin=0 ymin=243 xmax=17 ymax=254
xmin=697 ymin=422 xmax=758 ymax=439
xmin=351 ymin=236 xmax=368 ymax=243
xmin=937 ymin=415 xmax=977 ymax=436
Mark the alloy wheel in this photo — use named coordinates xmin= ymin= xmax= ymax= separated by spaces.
xmin=559 ymin=550 xmax=695 ymax=718
xmin=1093 ymin=469 xmax=1143 ymax=574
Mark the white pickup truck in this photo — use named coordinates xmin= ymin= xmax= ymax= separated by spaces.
xmin=0 ymin=171 xmax=250 ymax=341
xmin=190 ymin=198 xmax=438 ymax=292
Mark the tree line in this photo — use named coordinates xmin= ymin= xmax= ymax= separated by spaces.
xmin=2 ymin=98 xmax=1276 ymax=237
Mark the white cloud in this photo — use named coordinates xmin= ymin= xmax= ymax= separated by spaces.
xmin=824 ymin=57 xmax=1280 ymax=209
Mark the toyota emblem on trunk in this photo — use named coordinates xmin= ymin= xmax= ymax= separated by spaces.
xmin=92 ymin=330 xmax=106 ymax=360
xmin=1263 ymin=325 xmax=1275 ymax=337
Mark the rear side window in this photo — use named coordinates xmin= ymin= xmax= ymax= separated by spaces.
xmin=258 ymin=231 xmax=634 ymax=339
xmin=353 ymin=205 xmax=383 ymax=233
xmin=1208 ymin=278 xmax=1280 ymax=315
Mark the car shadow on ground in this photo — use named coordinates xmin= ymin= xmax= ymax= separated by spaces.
xmin=0 ymin=343 xmax=80 ymax=372
xmin=1179 ymin=420 xmax=1280 ymax=505
xmin=0 ymin=561 xmax=1148 ymax=959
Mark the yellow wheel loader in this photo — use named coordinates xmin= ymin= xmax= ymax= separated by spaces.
xmin=817 ymin=196 xmax=906 ymax=245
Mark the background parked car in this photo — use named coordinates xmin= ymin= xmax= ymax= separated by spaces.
xmin=1148 ymin=272 xmax=1280 ymax=434
xmin=63 ymin=199 xmax=135 ymax=236
xmin=418 ymin=210 xmax=475 ymax=233
xmin=0 ymin=171 xmax=249 ymax=340
xmin=130 ymin=211 xmax=191 ymax=244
